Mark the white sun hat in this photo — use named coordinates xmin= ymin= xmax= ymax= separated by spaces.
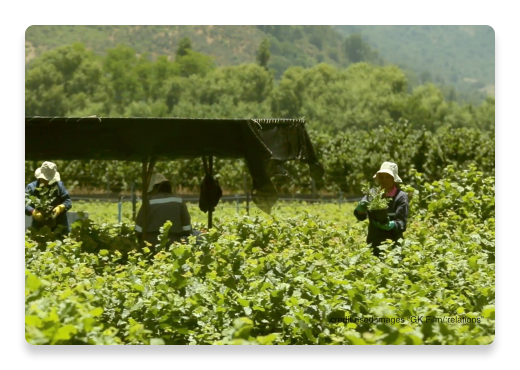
xmin=35 ymin=161 xmax=61 ymax=183
xmin=373 ymin=161 xmax=402 ymax=183
xmin=147 ymin=172 xmax=169 ymax=193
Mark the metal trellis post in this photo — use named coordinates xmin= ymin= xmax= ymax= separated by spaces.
xmin=131 ymin=181 xmax=136 ymax=221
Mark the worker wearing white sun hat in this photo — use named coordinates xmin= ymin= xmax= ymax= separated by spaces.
xmin=354 ymin=162 xmax=409 ymax=257
xmin=25 ymin=161 xmax=72 ymax=234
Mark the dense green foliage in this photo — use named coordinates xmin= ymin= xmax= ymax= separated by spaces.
xmin=25 ymin=166 xmax=495 ymax=344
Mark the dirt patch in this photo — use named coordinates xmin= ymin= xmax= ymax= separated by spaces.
xmin=154 ymin=32 xmax=165 ymax=39
xmin=237 ymin=42 xmax=247 ymax=53
xmin=25 ymin=41 xmax=36 ymax=64
xmin=206 ymin=36 xmax=214 ymax=45
xmin=480 ymin=84 xmax=495 ymax=96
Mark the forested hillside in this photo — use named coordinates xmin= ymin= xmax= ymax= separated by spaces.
xmin=25 ymin=25 xmax=494 ymax=103
xmin=25 ymin=26 xmax=348 ymax=78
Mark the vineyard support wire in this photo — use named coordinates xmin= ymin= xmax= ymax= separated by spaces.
xmin=72 ymin=195 xmax=363 ymax=223
xmin=70 ymin=195 xmax=363 ymax=203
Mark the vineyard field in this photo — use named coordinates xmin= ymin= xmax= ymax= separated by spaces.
xmin=25 ymin=166 xmax=495 ymax=345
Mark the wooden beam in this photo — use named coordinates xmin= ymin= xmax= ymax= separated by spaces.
xmin=208 ymin=155 xmax=213 ymax=229
xmin=140 ymin=157 xmax=156 ymax=246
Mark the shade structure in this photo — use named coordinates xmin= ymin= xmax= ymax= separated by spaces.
xmin=26 ymin=116 xmax=324 ymax=241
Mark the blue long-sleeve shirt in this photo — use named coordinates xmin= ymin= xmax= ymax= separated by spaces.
xmin=25 ymin=180 xmax=72 ymax=232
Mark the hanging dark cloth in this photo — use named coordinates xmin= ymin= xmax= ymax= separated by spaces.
xmin=199 ymin=157 xmax=223 ymax=213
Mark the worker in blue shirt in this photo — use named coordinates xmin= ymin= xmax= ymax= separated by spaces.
xmin=25 ymin=161 xmax=72 ymax=235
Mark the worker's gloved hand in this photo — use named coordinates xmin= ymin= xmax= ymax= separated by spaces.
xmin=52 ymin=204 xmax=66 ymax=219
xmin=355 ymin=200 xmax=369 ymax=213
xmin=373 ymin=220 xmax=395 ymax=231
xmin=32 ymin=209 xmax=45 ymax=222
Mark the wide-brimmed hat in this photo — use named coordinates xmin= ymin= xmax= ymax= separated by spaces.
xmin=147 ymin=172 xmax=169 ymax=192
xmin=373 ymin=162 xmax=402 ymax=183
xmin=35 ymin=161 xmax=60 ymax=183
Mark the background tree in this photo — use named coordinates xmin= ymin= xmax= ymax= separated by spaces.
xmin=175 ymin=49 xmax=215 ymax=78
xmin=256 ymin=38 xmax=271 ymax=69
xmin=25 ymin=43 xmax=106 ymax=116
xmin=103 ymin=44 xmax=145 ymax=114
xmin=175 ymin=37 xmax=192 ymax=60
xmin=343 ymin=34 xmax=379 ymax=64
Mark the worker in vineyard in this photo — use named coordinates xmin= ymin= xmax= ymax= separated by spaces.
xmin=135 ymin=172 xmax=194 ymax=247
xmin=25 ymin=161 xmax=72 ymax=235
xmin=353 ymin=162 xmax=409 ymax=257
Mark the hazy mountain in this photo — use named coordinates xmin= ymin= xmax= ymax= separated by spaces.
xmin=333 ymin=25 xmax=494 ymax=96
